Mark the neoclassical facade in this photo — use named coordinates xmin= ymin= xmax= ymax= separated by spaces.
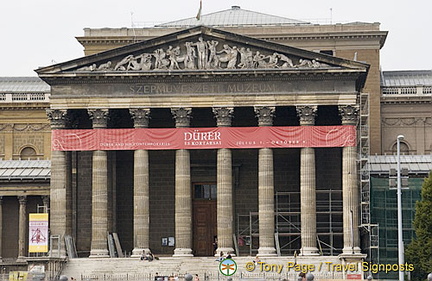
xmin=37 ymin=26 xmax=368 ymax=259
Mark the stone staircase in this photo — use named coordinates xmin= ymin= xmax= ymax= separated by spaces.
xmin=60 ymin=256 xmax=354 ymax=281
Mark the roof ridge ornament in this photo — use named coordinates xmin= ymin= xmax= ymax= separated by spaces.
xmin=77 ymin=38 xmax=329 ymax=72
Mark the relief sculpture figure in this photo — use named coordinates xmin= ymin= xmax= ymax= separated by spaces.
xmin=75 ymin=37 xmax=331 ymax=72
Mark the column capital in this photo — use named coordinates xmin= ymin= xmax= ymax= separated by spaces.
xmin=296 ymin=105 xmax=317 ymax=125
xmin=47 ymin=109 xmax=67 ymax=129
xmin=339 ymin=105 xmax=359 ymax=125
xmin=130 ymin=108 xmax=151 ymax=128
xmin=18 ymin=196 xmax=27 ymax=205
xmin=171 ymin=107 xmax=192 ymax=128
xmin=213 ymin=107 xmax=234 ymax=127
xmin=88 ymin=108 xmax=109 ymax=129
xmin=254 ymin=106 xmax=275 ymax=126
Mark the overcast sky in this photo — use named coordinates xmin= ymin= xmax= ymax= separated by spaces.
xmin=1 ymin=0 xmax=431 ymax=76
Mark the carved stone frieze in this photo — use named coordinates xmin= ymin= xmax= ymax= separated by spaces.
xmin=213 ymin=107 xmax=234 ymax=127
xmin=171 ymin=107 xmax=192 ymax=128
xmin=254 ymin=106 xmax=275 ymax=126
xmin=47 ymin=109 xmax=67 ymax=129
xmin=77 ymin=37 xmax=330 ymax=72
xmin=382 ymin=117 xmax=431 ymax=126
xmin=296 ymin=105 xmax=317 ymax=125
xmin=129 ymin=108 xmax=151 ymax=128
xmin=88 ymin=109 xmax=109 ymax=129
xmin=339 ymin=105 xmax=358 ymax=125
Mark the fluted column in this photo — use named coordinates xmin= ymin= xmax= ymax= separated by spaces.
xmin=88 ymin=109 xmax=109 ymax=258
xmin=17 ymin=196 xmax=27 ymax=262
xmin=0 ymin=197 xmax=3 ymax=262
xmin=172 ymin=108 xmax=193 ymax=257
xmin=339 ymin=105 xmax=361 ymax=255
xmin=297 ymin=105 xmax=319 ymax=255
xmin=255 ymin=106 xmax=277 ymax=256
xmin=213 ymin=107 xmax=234 ymax=256
xmin=46 ymin=109 xmax=68 ymax=257
xmin=130 ymin=108 xmax=151 ymax=257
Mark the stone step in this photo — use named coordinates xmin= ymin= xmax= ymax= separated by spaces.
xmin=61 ymin=256 xmax=353 ymax=281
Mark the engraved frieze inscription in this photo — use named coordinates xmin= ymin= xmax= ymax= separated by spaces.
xmin=129 ymin=82 xmax=278 ymax=95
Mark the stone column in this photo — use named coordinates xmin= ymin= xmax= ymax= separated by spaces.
xmin=172 ymin=108 xmax=193 ymax=257
xmin=213 ymin=107 xmax=235 ymax=256
xmin=42 ymin=195 xmax=50 ymax=213
xmin=0 ymin=197 xmax=3 ymax=262
xmin=130 ymin=108 xmax=151 ymax=257
xmin=339 ymin=105 xmax=361 ymax=255
xmin=46 ymin=109 xmax=68 ymax=257
xmin=297 ymin=105 xmax=319 ymax=255
xmin=254 ymin=106 xmax=277 ymax=256
xmin=17 ymin=196 xmax=27 ymax=262
xmin=88 ymin=109 xmax=109 ymax=258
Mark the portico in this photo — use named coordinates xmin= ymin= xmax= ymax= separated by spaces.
xmin=38 ymin=26 xmax=367 ymax=259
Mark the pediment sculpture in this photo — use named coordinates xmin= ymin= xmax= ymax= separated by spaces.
xmin=77 ymin=36 xmax=329 ymax=72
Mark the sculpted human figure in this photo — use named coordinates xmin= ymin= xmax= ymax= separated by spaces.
xmin=297 ymin=58 xmax=313 ymax=68
xmin=277 ymin=53 xmax=294 ymax=68
xmin=127 ymin=53 xmax=152 ymax=71
xmin=78 ymin=63 xmax=97 ymax=71
xmin=114 ymin=55 xmax=134 ymax=71
xmin=238 ymin=47 xmax=247 ymax=68
xmin=185 ymin=42 xmax=197 ymax=69
xmin=227 ymin=46 xmax=239 ymax=69
xmin=153 ymin=48 xmax=169 ymax=69
xmin=166 ymin=46 xmax=181 ymax=70
xmin=207 ymin=40 xmax=219 ymax=68
xmin=96 ymin=61 xmax=112 ymax=71
xmin=191 ymin=37 xmax=208 ymax=69
xmin=253 ymin=51 xmax=267 ymax=68
xmin=265 ymin=53 xmax=279 ymax=68
xmin=216 ymin=44 xmax=232 ymax=68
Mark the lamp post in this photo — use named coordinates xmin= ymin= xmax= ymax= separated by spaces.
xmin=397 ymin=135 xmax=404 ymax=281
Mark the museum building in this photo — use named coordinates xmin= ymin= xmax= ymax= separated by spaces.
xmin=34 ymin=21 xmax=371 ymax=260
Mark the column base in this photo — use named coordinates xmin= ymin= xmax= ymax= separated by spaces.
xmin=258 ymin=247 xmax=277 ymax=256
xmin=173 ymin=248 xmax=193 ymax=257
xmin=89 ymin=249 xmax=109 ymax=258
xmin=339 ymin=249 xmax=366 ymax=262
xmin=341 ymin=246 xmax=362 ymax=255
xmin=215 ymin=247 xmax=235 ymax=257
xmin=131 ymin=248 xmax=151 ymax=258
xmin=16 ymin=256 xmax=27 ymax=263
xmin=300 ymin=247 xmax=320 ymax=256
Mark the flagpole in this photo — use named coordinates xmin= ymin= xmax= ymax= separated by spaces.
xmin=196 ymin=0 xmax=202 ymax=21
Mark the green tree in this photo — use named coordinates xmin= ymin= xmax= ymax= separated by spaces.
xmin=406 ymin=171 xmax=432 ymax=281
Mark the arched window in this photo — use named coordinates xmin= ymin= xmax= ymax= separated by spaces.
xmin=20 ymin=147 xmax=37 ymax=160
xmin=391 ymin=142 xmax=409 ymax=154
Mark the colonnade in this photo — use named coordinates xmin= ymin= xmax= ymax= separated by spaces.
xmin=46 ymin=105 xmax=361 ymax=258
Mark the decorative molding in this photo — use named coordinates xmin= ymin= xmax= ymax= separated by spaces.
xmin=18 ymin=196 xmax=27 ymax=205
xmin=296 ymin=105 xmax=317 ymax=125
xmin=382 ymin=117 xmax=431 ymax=126
xmin=0 ymin=124 xmax=50 ymax=132
xmin=338 ymin=105 xmax=358 ymax=125
xmin=129 ymin=108 xmax=151 ymax=128
xmin=213 ymin=107 xmax=234 ymax=127
xmin=46 ymin=109 xmax=67 ymax=129
xmin=77 ymin=38 xmax=330 ymax=72
xmin=171 ymin=108 xmax=192 ymax=128
xmin=254 ymin=106 xmax=275 ymax=126
xmin=88 ymin=109 xmax=109 ymax=129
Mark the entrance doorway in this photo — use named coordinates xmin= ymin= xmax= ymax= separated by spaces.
xmin=193 ymin=183 xmax=217 ymax=256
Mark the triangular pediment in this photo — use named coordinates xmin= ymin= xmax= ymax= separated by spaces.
xmin=36 ymin=26 xmax=368 ymax=76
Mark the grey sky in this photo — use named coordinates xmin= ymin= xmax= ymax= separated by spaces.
xmin=1 ymin=0 xmax=431 ymax=76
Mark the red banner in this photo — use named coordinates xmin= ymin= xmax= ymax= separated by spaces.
xmin=52 ymin=125 xmax=356 ymax=151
